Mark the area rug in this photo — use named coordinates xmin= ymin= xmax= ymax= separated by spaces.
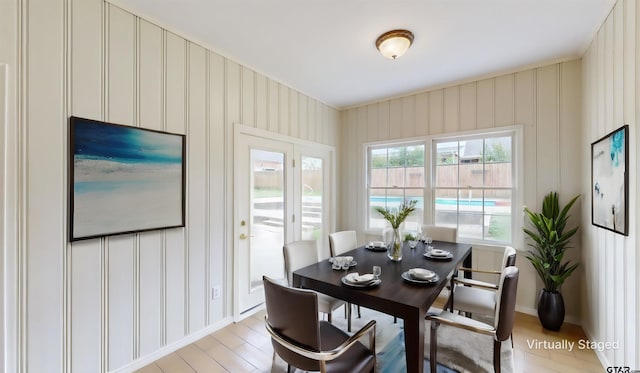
xmin=331 ymin=306 xmax=514 ymax=373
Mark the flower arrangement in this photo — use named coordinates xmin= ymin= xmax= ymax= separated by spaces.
xmin=374 ymin=199 xmax=417 ymax=229
xmin=375 ymin=200 xmax=417 ymax=261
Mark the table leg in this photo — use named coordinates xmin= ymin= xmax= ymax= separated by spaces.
xmin=403 ymin=309 xmax=425 ymax=373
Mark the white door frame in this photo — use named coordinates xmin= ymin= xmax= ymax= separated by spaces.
xmin=232 ymin=124 xmax=336 ymax=321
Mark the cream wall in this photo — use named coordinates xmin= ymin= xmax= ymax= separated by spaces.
xmin=1 ymin=0 xmax=339 ymax=372
xmin=338 ymin=60 xmax=584 ymax=320
xmin=582 ymin=0 xmax=639 ymax=367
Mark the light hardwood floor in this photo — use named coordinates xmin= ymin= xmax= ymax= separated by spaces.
xmin=135 ymin=306 xmax=603 ymax=373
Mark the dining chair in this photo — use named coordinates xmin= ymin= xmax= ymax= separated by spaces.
xmin=328 ymin=230 xmax=358 ymax=257
xmin=421 ymin=224 xmax=457 ymax=242
xmin=328 ymin=230 xmax=361 ymax=322
xmin=426 ymin=266 xmax=519 ymax=373
xmin=283 ymin=240 xmax=347 ymax=325
xmin=447 ymin=246 xmax=517 ymax=315
xmin=263 ymin=276 xmax=377 ymax=373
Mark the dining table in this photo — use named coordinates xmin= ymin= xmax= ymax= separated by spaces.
xmin=292 ymin=240 xmax=472 ymax=373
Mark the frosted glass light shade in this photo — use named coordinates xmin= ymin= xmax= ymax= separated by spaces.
xmin=376 ymin=30 xmax=414 ymax=59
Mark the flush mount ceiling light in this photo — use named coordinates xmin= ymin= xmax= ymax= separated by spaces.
xmin=375 ymin=29 xmax=414 ymax=60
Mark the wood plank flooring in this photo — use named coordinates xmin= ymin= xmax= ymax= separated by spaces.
xmin=135 ymin=306 xmax=603 ymax=373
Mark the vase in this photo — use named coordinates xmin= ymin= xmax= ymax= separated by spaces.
xmin=386 ymin=227 xmax=403 ymax=261
xmin=537 ymin=289 xmax=565 ymax=331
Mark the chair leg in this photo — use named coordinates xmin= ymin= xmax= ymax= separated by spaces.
xmin=357 ymin=304 xmax=361 ymax=318
xmin=347 ymin=303 xmax=352 ymax=332
xmin=430 ymin=320 xmax=438 ymax=373
xmin=393 ymin=316 xmax=397 ymax=323
xmin=493 ymin=340 xmax=501 ymax=373
xmin=327 ymin=311 xmax=332 ymax=323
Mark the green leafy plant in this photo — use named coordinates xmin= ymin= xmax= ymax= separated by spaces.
xmin=374 ymin=200 xmax=417 ymax=229
xmin=404 ymin=233 xmax=416 ymax=241
xmin=523 ymin=192 xmax=580 ymax=292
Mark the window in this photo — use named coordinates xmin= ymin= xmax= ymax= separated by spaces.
xmin=367 ymin=142 xmax=425 ymax=232
xmin=432 ymin=130 xmax=517 ymax=244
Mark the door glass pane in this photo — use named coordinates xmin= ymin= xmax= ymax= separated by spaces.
xmin=301 ymin=156 xmax=323 ymax=241
xmin=250 ymin=149 xmax=285 ymax=289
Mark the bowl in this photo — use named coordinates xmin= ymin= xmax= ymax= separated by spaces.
xmin=409 ymin=268 xmax=435 ymax=280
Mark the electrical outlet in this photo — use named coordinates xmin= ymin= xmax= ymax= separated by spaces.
xmin=212 ymin=285 xmax=221 ymax=300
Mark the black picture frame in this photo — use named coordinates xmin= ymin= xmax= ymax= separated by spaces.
xmin=591 ymin=125 xmax=628 ymax=236
xmin=69 ymin=116 xmax=186 ymax=241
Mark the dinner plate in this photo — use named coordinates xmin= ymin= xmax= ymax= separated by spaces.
xmin=423 ymin=252 xmax=453 ymax=260
xmin=365 ymin=244 xmax=387 ymax=252
xmin=402 ymin=271 xmax=439 ymax=285
xmin=328 ymin=258 xmax=357 ymax=267
xmin=341 ymin=276 xmax=381 ymax=288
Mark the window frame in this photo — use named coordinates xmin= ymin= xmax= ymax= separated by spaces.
xmin=364 ymin=139 xmax=427 ymax=234
xmin=428 ymin=125 xmax=523 ymax=246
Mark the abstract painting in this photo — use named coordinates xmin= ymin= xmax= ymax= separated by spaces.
xmin=591 ymin=125 xmax=628 ymax=236
xmin=70 ymin=116 xmax=185 ymax=241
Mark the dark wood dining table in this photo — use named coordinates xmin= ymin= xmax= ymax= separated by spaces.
xmin=292 ymin=240 xmax=472 ymax=373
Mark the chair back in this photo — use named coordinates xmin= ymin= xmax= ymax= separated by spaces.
xmin=328 ymin=230 xmax=357 ymax=257
xmin=421 ymin=224 xmax=457 ymax=242
xmin=501 ymin=246 xmax=517 ymax=268
xmin=263 ymin=276 xmax=322 ymax=370
xmin=493 ymin=266 xmax=519 ymax=341
xmin=283 ymin=240 xmax=319 ymax=285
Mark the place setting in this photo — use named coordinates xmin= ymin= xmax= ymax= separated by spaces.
xmin=341 ymin=265 xmax=382 ymax=288
xmin=329 ymin=256 xmax=357 ymax=270
xmin=365 ymin=240 xmax=387 ymax=252
xmin=401 ymin=267 xmax=440 ymax=285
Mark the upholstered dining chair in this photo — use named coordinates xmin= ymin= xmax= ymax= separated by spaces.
xmin=263 ymin=276 xmax=377 ymax=373
xmin=426 ymin=266 xmax=519 ymax=373
xmin=328 ymin=230 xmax=360 ymax=323
xmin=421 ymin=224 xmax=457 ymax=242
xmin=328 ymin=230 xmax=358 ymax=257
xmin=447 ymin=246 xmax=517 ymax=316
xmin=283 ymin=240 xmax=346 ymax=324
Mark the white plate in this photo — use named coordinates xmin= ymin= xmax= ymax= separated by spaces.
xmin=430 ymin=249 xmax=449 ymax=256
xmin=424 ymin=252 xmax=453 ymax=260
xmin=341 ymin=276 xmax=381 ymax=288
xmin=402 ymin=271 xmax=439 ymax=285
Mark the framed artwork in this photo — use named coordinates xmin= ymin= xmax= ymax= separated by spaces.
xmin=69 ymin=116 xmax=186 ymax=241
xmin=591 ymin=125 xmax=628 ymax=236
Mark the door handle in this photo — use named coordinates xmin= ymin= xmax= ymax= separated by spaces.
xmin=240 ymin=233 xmax=247 ymax=240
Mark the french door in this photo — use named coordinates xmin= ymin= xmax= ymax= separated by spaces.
xmin=234 ymin=127 xmax=333 ymax=317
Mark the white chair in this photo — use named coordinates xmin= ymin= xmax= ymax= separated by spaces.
xmin=427 ymin=266 xmax=519 ymax=373
xmin=328 ymin=230 xmax=358 ymax=257
xmin=283 ymin=240 xmax=346 ymax=325
xmin=328 ymin=230 xmax=360 ymax=325
xmin=421 ymin=224 xmax=457 ymax=242
xmin=448 ymin=246 xmax=517 ymax=316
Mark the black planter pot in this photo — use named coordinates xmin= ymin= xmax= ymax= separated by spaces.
xmin=537 ymin=289 xmax=565 ymax=331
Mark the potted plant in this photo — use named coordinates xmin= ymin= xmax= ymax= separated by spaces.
xmin=523 ymin=192 xmax=580 ymax=331
xmin=375 ymin=199 xmax=417 ymax=261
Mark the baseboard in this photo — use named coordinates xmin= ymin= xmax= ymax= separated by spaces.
xmin=581 ymin=325 xmax=610 ymax=369
xmin=515 ymin=305 xmax=581 ymax=325
xmin=109 ymin=316 xmax=235 ymax=373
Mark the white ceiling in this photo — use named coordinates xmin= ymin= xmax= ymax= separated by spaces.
xmin=109 ymin=0 xmax=615 ymax=109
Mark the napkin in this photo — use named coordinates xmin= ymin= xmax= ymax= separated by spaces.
xmin=409 ymin=268 xmax=435 ymax=280
xmin=345 ymin=272 xmax=375 ymax=284
xmin=430 ymin=249 xmax=450 ymax=257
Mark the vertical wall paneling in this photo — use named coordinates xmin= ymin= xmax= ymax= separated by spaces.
xmin=366 ymin=104 xmax=378 ymax=141
xmin=289 ymin=91 xmax=299 ymax=139
xmin=582 ymin=0 xmax=640 ymax=367
xmin=476 ymin=79 xmax=495 ymax=129
xmin=459 ymin=83 xmax=476 ymax=132
xmin=70 ymin=0 xmax=103 ymax=370
xmin=187 ymin=42 xmax=207 ymax=333
xmin=401 ymin=96 xmax=415 ymax=138
xmin=428 ymin=90 xmax=443 ymax=135
xmin=163 ymin=31 xmax=187 ymax=345
xmin=255 ymin=73 xmax=268 ymax=130
xmin=279 ymin=84 xmax=290 ymax=135
xmin=209 ymin=51 xmax=225 ymax=321
xmin=267 ymin=79 xmax=278 ymax=133
xmin=308 ymin=98 xmax=317 ymax=143
xmin=241 ymin=66 xmax=255 ymax=127
xmin=137 ymin=19 xmax=163 ymax=357
xmin=535 ymin=65 xmax=560 ymax=195
xmin=443 ymin=86 xmax=459 ymax=132
xmin=414 ymin=93 xmax=429 ymax=137
xmin=106 ymin=5 xmax=136 ymax=370
xmin=494 ymin=75 xmax=515 ymax=127
xmin=377 ymin=101 xmax=390 ymax=139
